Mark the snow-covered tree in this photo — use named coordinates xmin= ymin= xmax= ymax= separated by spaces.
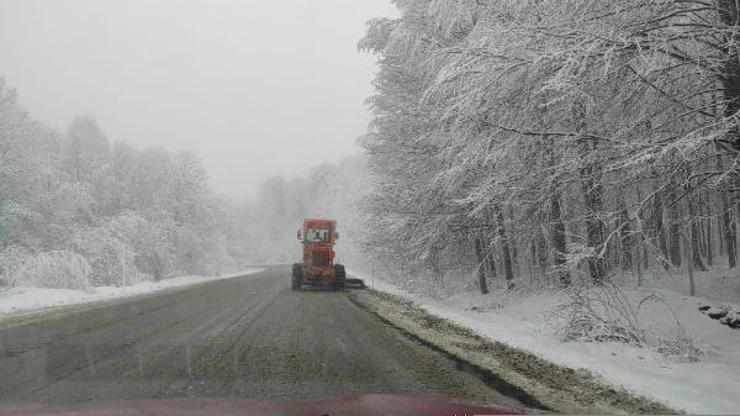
xmin=360 ymin=0 xmax=740 ymax=293
xmin=0 ymin=80 xmax=251 ymax=288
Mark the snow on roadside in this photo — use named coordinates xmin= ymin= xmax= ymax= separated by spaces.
xmin=351 ymin=270 xmax=740 ymax=414
xmin=0 ymin=269 xmax=264 ymax=317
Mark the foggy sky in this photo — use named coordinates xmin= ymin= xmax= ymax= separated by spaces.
xmin=0 ymin=0 xmax=396 ymax=200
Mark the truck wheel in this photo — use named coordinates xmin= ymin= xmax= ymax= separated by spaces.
xmin=333 ymin=264 xmax=346 ymax=290
xmin=292 ymin=264 xmax=303 ymax=291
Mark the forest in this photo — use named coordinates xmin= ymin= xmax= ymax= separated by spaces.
xmin=356 ymin=0 xmax=740 ymax=298
xmin=0 ymin=79 xmax=253 ymax=290
xmin=0 ymin=75 xmax=367 ymax=291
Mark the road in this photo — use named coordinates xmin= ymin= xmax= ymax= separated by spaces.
xmin=0 ymin=266 xmax=523 ymax=407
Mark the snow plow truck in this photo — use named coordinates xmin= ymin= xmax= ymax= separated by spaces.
xmin=292 ymin=219 xmax=346 ymax=290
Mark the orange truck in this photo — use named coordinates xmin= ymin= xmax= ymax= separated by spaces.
xmin=292 ymin=218 xmax=346 ymax=290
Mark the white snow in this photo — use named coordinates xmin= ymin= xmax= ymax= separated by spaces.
xmin=352 ymin=270 xmax=740 ymax=414
xmin=0 ymin=269 xmax=263 ymax=318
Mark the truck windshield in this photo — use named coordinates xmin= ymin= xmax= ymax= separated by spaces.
xmin=306 ymin=228 xmax=330 ymax=242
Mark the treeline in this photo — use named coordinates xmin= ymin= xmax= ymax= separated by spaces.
xmin=241 ymin=156 xmax=370 ymax=268
xmin=360 ymin=0 xmax=740 ymax=294
xmin=0 ymin=79 xmax=248 ymax=290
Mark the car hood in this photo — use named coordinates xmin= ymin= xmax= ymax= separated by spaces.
xmin=2 ymin=394 xmax=526 ymax=415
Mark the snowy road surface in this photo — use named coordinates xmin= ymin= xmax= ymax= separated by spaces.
xmin=0 ymin=266 xmax=524 ymax=408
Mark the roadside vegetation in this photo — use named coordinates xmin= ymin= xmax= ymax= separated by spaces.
xmin=348 ymin=0 xmax=740 ymax=353
xmin=0 ymin=81 xmax=252 ymax=290
xmin=351 ymin=288 xmax=676 ymax=414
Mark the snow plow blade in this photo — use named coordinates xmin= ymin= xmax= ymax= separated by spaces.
xmin=345 ymin=278 xmax=366 ymax=289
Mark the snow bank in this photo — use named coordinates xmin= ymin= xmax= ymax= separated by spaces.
xmin=352 ymin=270 xmax=740 ymax=414
xmin=0 ymin=269 xmax=263 ymax=317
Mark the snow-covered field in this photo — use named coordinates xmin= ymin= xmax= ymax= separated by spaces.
xmin=352 ymin=269 xmax=740 ymax=414
xmin=0 ymin=269 xmax=264 ymax=318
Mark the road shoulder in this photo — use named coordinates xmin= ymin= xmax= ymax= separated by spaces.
xmin=0 ymin=269 xmax=264 ymax=329
xmin=349 ymin=289 xmax=678 ymax=414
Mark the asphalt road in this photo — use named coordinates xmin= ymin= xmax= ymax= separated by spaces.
xmin=0 ymin=266 xmax=523 ymax=407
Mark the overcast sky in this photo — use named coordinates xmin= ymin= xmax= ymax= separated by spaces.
xmin=0 ymin=0 xmax=396 ymax=200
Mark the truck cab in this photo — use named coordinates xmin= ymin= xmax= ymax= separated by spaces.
xmin=292 ymin=218 xmax=345 ymax=290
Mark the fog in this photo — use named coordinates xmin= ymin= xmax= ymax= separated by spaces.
xmin=0 ymin=0 xmax=395 ymax=200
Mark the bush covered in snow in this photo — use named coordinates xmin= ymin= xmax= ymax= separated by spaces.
xmin=103 ymin=212 xmax=176 ymax=281
xmin=69 ymin=226 xmax=145 ymax=287
xmin=10 ymin=251 xmax=92 ymax=291
xmin=0 ymin=246 xmax=31 ymax=287
xmin=557 ymin=281 xmax=704 ymax=362
xmin=558 ymin=281 xmax=646 ymax=344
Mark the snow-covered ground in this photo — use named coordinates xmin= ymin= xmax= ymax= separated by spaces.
xmin=352 ymin=269 xmax=740 ymax=414
xmin=0 ymin=269 xmax=263 ymax=318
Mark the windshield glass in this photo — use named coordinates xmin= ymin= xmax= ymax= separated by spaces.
xmin=1 ymin=1 xmax=735 ymax=415
xmin=305 ymin=228 xmax=330 ymax=243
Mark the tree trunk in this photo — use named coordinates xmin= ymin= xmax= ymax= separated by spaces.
xmin=508 ymin=205 xmax=519 ymax=277
xmin=721 ymin=192 xmax=737 ymax=268
xmin=669 ymin=219 xmax=682 ymax=268
xmin=550 ymin=191 xmax=570 ymax=285
xmin=635 ymin=246 xmax=643 ymax=287
xmin=735 ymin=201 xmax=740 ymax=264
xmin=485 ymin=239 xmax=497 ymax=279
xmin=704 ymin=192 xmax=714 ymax=266
xmin=617 ymin=193 xmax=633 ymax=270
xmin=636 ymin=184 xmax=650 ymax=270
xmin=528 ymin=241 xmax=536 ymax=283
xmin=688 ymin=192 xmax=708 ymax=271
xmin=495 ymin=205 xmax=515 ymax=288
xmin=718 ymin=214 xmax=725 ymax=255
xmin=474 ymin=235 xmax=489 ymax=295
xmin=536 ymin=232 xmax=548 ymax=277
xmin=477 ymin=229 xmax=497 ymax=280
xmin=428 ymin=246 xmax=444 ymax=294
xmin=691 ymin=220 xmax=707 ymax=271
xmin=683 ymin=230 xmax=696 ymax=297
xmin=653 ymin=182 xmax=671 ymax=269
xmin=579 ymin=140 xmax=607 ymax=284
xmin=665 ymin=184 xmax=683 ymax=269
